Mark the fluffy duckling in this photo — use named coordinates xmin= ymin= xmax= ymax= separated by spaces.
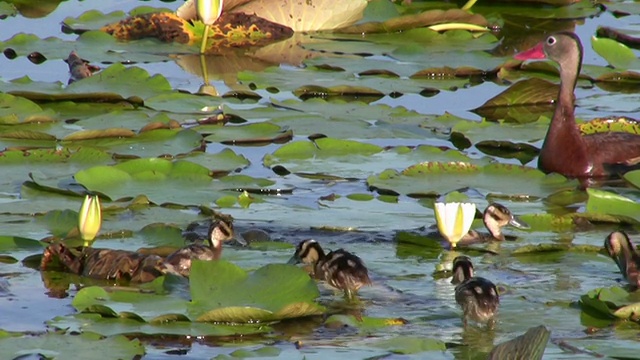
xmin=451 ymin=255 xmax=499 ymax=327
xmin=604 ymin=231 xmax=640 ymax=288
xmin=164 ymin=219 xmax=234 ymax=277
xmin=461 ymin=203 xmax=529 ymax=244
xmin=288 ymin=239 xmax=371 ymax=299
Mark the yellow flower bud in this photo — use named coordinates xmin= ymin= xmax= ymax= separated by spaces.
xmin=78 ymin=194 xmax=102 ymax=247
xmin=196 ymin=0 xmax=224 ymax=54
xmin=196 ymin=0 xmax=223 ymax=25
xmin=434 ymin=202 xmax=476 ymax=248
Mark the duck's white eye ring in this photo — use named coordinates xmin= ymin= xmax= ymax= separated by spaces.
xmin=547 ymin=36 xmax=557 ymax=46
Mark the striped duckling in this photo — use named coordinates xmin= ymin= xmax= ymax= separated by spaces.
xmin=461 ymin=203 xmax=529 ymax=244
xmin=164 ymin=219 xmax=234 ymax=277
xmin=451 ymin=255 xmax=500 ymax=327
xmin=288 ymin=239 xmax=371 ymax=299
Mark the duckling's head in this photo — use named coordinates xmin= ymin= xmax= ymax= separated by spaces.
xmin=605 ymin=231 xmax=640 ymax=287
xmin=208 ymin=219 xmax=234 ymax=255
xmin=288 ymin=239 xmax=325 ymax=265
xmin=483 ymin=203 xmax=529 ymax=241
xmin=451 ymin=255 xmax=474 ymax=284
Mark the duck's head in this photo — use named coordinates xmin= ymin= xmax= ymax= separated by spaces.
xmin=451 ymin=255 xmax=474 ymax=284
xmin=483 ymin=203 xmax=530 ymax=241
xmin=604 ymin=231 xmax=640 ymax=287
xmin=288 ymin=239 xmax=325 ymax=265
xmin=515 ymin=32 xmax=583 ymax=80
xmin=207 ymin=219 xmax=235 ymax=253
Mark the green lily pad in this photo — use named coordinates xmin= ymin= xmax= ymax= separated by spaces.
xmin=0 ymin=93 xmax=57 ymax=124
xmin=592 ymin=36 xmax=640 ymax=70
xmin=48 ymin=313 xmax=269 ymax=337
xmin=585 ymin=188 xmax=640 ymax=223
xmin=325 ymin=314 xmax=408 ymax=329
xmin=0 ymin=235 xmax=44 ymax=252
xmin=0 ymin=63 xmax=172 ymax=103
xmin=367 ymin=162 xmax=575 ymax=198
xmin=579 ymin=286 xmax=638 ymax=320
xmin=189 ymin=260 xmax=324 ymax=322
xmin=201 ymin=122 xmax=293 ymax=145
xmin=371 ymin=336 xmax=446 ymax=354
xmin=0 ymin=332 xmax=145 ymax=360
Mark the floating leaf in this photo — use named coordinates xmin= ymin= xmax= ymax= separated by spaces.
xmin=591 ymin=36 xmax=640 ymax=69
xmin=189 ymin=260 xmax=324 ymax=322
xmin=0 ymin=332 xmax=145 ymax=360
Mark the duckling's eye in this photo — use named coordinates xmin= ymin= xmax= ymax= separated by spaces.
xmin=546 ymin=36 xmax=557 ymax=46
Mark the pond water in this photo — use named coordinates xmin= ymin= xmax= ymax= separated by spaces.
xmin=1 ymin=0 xmax=640 ymax=359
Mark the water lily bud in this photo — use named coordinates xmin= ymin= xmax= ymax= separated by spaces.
xmin=196 ymin=0 xmax=223 ymax=25
xmin=434 ymin=202 xmax=476 ymax=248
xmin=78 ymin=194 xmax=102 ymax=247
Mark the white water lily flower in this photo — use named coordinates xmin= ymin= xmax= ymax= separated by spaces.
xmin=78 ymin=194 xmax=102 ymax=247
xmin=434 ymin=202 xmax=476 ymax=248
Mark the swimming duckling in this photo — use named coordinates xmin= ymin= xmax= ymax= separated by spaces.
xmin=288 ymin=239 xmax=371 ymax=299
xmin=604 ymin=231 xmax=640 ymax=288
xmin=451 ymin=255 xmax=500 ymax=327
xmin=460 ymin=203 xmax=529 ymax=244
xmin=164 ymin=219 xmax=234 ymax=277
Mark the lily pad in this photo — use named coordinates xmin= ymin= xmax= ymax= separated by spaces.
xmin=367 ymin=162 xmax=575 ymax=199
xmin=585 ymin=188 xmax=640 ymax=223
xmin=189 ymin=260 xmax=324 ymax=322
xmin=0 ymin=332 xmax=145 ymax=360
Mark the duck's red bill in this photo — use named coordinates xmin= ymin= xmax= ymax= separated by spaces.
xmin=514 ymin=42 xmax=545 ymax=60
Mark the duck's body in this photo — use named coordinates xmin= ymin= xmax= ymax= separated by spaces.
xmin=164 ymin=219 xmax=234 ymax=277
xmin=451 ymin=256 xmax=499 ymax=326
xmin=289 ymin=239 xmax=371 ymax=299
xmin=515 ymin=32 xmax=640 ymax=178
xmin=460 ymin=203 xmax=529 ymax=244
xmin=604 ymin=231 xmax=640 ymax=288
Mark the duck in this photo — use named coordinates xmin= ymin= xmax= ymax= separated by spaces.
xmin=164 ymin=219 xmax=235 ymax=277
xmin=451 ymin=255 xmax=499 ymax=327
xmin=288 ymin=239 xmax=371 ymax=299
xmin=461 ymin=203 xmax=529 ymax=244
xmin=515 ymin=32 xmax=640 ymax=179
xmin=604 ymin=231 xmax=640 ymax=288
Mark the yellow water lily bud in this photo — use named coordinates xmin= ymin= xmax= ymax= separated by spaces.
xmin=196 ymin=0 xmax=223 ymax=25
xmin=78 ymin=194 xmax=102 ymax=247
xmin=434 ymin=202 xmax=476 ymax=248
xmin=196 ymin=0 xmax=224 ymax=54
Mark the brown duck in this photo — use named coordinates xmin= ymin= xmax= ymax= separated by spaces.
xmin=515 ymin=32 xmax=640 ymax=178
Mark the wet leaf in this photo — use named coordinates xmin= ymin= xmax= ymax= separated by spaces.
xmin=585 ymin=188 xmax=640 ymax=223
xmin=0 ymin=332 xmax=145 ymax=360
xmin=189 ymin=260 xmax=324 ymax=322
xmin=591 ymin=36 xmax=640 ymax=69
xmin=367 ymin=162 xmax=574 ymax=199
xmin=371 ymin=336 xmax=446 ymax=354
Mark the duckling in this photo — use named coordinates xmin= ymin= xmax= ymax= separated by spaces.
xmin=288 ymin=239 xmax=371 ymax=299
xmin=460 ymin=203 xmax=529 ymax=244
xmin=451 ymin=255 xmax=499 ymax=327
xmin=164 ymin=219 xmax=234 ymax=277
xmin=604 ymin=231 xmax=640 ymax=288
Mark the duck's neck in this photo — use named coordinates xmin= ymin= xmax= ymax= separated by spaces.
xmin=210 ymin=240 xmax=222 ymax=260
xmin=484 ymin=219 xmax=505 ymax=241
xmin=540 ymin=55 xmax=591 ymax=175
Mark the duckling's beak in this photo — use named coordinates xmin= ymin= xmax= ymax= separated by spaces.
xmin=287 ymin=254 xmax=301 ymax=265
xmin=508 ymin=215 xmax=530 ymax=230
xmin=233 ymin=235 xmax=248 ymax=247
